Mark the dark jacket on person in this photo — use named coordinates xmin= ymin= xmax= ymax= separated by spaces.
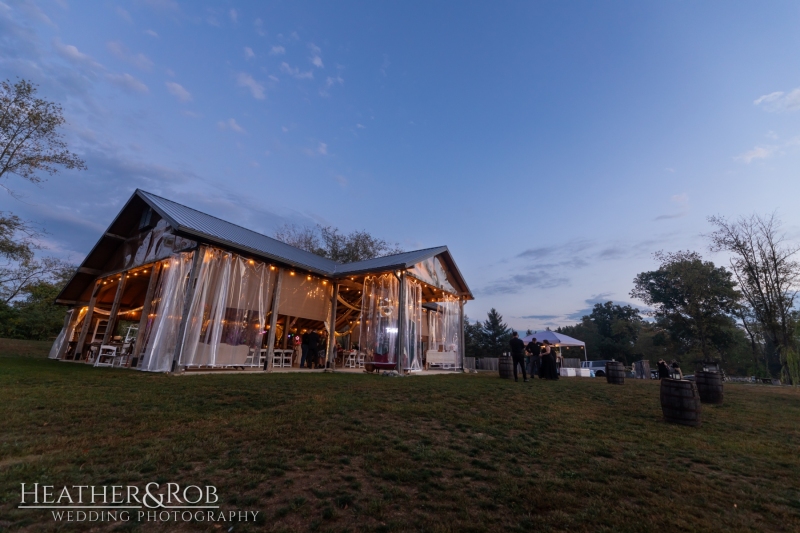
xmin=307 ymin=331 xmax=320 ymax=352
xmin=509 ymin=337 xmax=525 ymax=356
xmin=526 ymin=341 xmax=541 ymax=356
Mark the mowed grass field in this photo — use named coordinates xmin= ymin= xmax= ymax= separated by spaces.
xmin=1 ymin=339 xmax=799 ymax=532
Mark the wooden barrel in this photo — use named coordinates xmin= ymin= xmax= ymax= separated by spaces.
xmin=605 ymin=361 xmax=625 ymax=384
xmin=695 ymin=371 xmax=723 ymax=404
xmin=660 ymin=378 xmax=702 ymax=427
xmin=499 ymin=356 xmax=513 ymax=379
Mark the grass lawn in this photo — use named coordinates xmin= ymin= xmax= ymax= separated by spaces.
xmin=1 ymin=339 xmax=799 ymax=532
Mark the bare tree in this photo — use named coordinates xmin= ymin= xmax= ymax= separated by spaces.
xmin=707 ymin=213 xmax=800 ymax=380
xmin=274 ymin=223 xmax=403 ymax=263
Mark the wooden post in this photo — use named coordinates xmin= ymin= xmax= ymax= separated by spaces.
xmin=75 ymin=280 xmax=102 ymax=360
xmin=101 ymin=271 xmax=128 ymax=346
xmin=54 ymin=309 xmax=76 ymax=360
xmin=327 ymin=282 xmax=339 ymax=369
xmin=459 ymin=298 xmax=465 ymax=371
xmin=265 ymin=268 xmax=284 ymax=372
xmin=132 ymin=262 xmax=162 ymax=362
xmin=171 ymin=247 xmax=205 ymax=372
xmin=396 ymin=272 xmax=406 ymax=374
xmin=282 ymin=316 xmax=292 ymax=349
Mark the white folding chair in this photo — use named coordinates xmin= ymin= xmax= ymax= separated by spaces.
xmin=94 ymin=345 xmax=117 ymax=367
xmin=114 ymin=343 xmax=132 ymax=367
xmin=259 ymin=349 xmax=268 ymax=368
xmin=344 ymin=351 xmax=356 ymax=368
xmin=282 ymin=349 xmax=293 ymax=367
xmin=357 ymin=352 xmax=365 ymax=368
xmin=272 ymin=349 xmax=283 ymax=368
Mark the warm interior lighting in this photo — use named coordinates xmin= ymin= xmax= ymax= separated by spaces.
xmin=290 ymin=271 xmax=295 ymax=276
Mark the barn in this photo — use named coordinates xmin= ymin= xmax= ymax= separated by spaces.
xmin=49 ymin=190 xmax=473 ymax=374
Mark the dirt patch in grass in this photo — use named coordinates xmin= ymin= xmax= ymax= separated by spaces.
xmin=1 ymin=339 xmax=799 ymax=532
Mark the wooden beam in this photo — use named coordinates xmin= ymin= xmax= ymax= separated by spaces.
xmin=327 ymin=282 xmax=340 ymax=369
xmin=172 ymin=247 xmax=205 ymax=372
xmin=54 ymin=309 xmax=78 ymax=360
xmin=132 ymin=261 xmax=162 ymax=364
xmin=104 ymin=232 xmax=127 ymax=240
xmin=74 ymin=280 xmax=102 ymax=360
xmin=265 ymin=268 xmax=284 ymax=372
xmin=101 ymin=272 xmax=128 ymax=346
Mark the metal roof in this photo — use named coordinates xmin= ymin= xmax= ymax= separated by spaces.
xmin=137 ymin=190 xmax=471 ymax=297
xmin=333 ymin=246 xmax=449 ymax=275
xmin=139 ymin=190 xmax=339 ymax=276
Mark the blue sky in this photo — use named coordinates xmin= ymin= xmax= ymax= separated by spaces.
xmin=2 ymin=0 xmax=800 ymax=330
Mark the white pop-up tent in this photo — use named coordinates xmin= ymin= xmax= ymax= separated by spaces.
xmin=521 ymin=331 xmax=587 ymax=360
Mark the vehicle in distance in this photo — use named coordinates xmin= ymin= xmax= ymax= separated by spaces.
xmin=580 ymin=360 xmax=614 ymax=377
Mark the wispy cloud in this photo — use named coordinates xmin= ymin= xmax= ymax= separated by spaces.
xmin=106 ymin=73 xmax=148 ymax=93
xmin=654 ymin=193 xmax=689 ymax=221
xmin=165 ymin=81 xmax=192 ymax=102
xmin=318 ymin=142 xmax=327 ymax=155
xmin=244 ymin=47 xmax=255 ymax=59
xmin=52 ymin=38 xmax=102 ymax=70
xmin=217 ymin=118 xmax=245 ymax=133
xmin=520 ymin=314 xmax=560 ymax=320
xmin=735 ymin=145 xmax=777 ymax=163
xmin=754 ymin=88 xmax=800 ymax=113
xmin=254 ymin=18 xmax=265 ymax=36
xmin=229 ymin=9 xmax=238 ymax=23
xmin=270 ymin=45 xmax=285 ymax=55
xmin=144 ymin=29 xmax=159 ymax=38
xmin=308 ymin=43 xmax=323 ymax=68
xmin=280 ymin=62 xmax=313 ymax=80
xmin=107 ymin=41 xmax=153 ymax=70
xmin=237 ymin=72 xmax=265 ymax=99
xmin=116 ymin=7 xmax=132 ymax=23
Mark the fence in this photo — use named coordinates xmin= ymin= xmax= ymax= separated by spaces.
xmin=475 ymin=357 xmax=499 ymax=371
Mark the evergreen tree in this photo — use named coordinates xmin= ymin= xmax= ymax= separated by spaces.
xmin=481 ymin=308 xmax=511 ymax=357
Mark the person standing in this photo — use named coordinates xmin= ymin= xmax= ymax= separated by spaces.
xmin=526 ymin=337 xmax=541 ymax=378
xmin=300 ymin=332 xmax=310 ymax=368
xmin=657 ymin=359 xmax=671 ymax=379
xmin=509 ymin=331 xmax=528 ymax=382
xmin=307 ymin=330 xmax=320 ymax=369
xmin=671 ymin=359 xmax=683 ymax=379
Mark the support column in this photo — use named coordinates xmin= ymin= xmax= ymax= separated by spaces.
xmin=54 ymin=309 xmax=77 ymax=360
xmin=132 ymin=262 xmax=163 ymax=364
xmin=265 ymin=268 xmax=284 ymax=372
xmin=171 ymin=247 xmax=205 ymax=372
xmin=459 ymin=298 xmax=465 ymax=371
xmin=101 ymin=271 xmax=128 ymax=346
xmin=396 ymin=271 xmax=406 ymax=374
xmin=327 ymin=282 xmax=339 ymax=369
xmin=75 ymin=279 xmax=102 ymax=360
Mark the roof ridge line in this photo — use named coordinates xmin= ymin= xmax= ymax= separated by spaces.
xmin=137 ymin=189 xmax=341 ymax=268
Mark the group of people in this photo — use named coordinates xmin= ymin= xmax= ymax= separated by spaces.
xmin=508 ymin=332 xmax=560 ymax=382
xmin=296 ymin=330 xmax=327 ymax=369
xmin=657 ymin=358 xmax=682 ymax=379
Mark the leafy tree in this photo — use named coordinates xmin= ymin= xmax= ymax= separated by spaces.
xmin=0 ymin=78 xmax=85 ymax=339
xmin=480 ymin=308 xmax=511 ymax=357
xmin=707 ymin=214 xmax=799 ymax=381
xmin=558 ymin=302 xmax=642 ymax=364
xmin=275 ymin=223 xmax=403 ymax=263
xmin=1 ymin=79 xmax=86 ymax=192
xmin=631 ymin=251 xmax=741 ymax=365
xmin=463 ymin=315 xmax=483 ymax=358
xmin=0 ymin=263 xmax=73 ymax=340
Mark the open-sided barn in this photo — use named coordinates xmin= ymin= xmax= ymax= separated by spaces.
xmin=49 ymin=190 xmax=473 ymax=374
